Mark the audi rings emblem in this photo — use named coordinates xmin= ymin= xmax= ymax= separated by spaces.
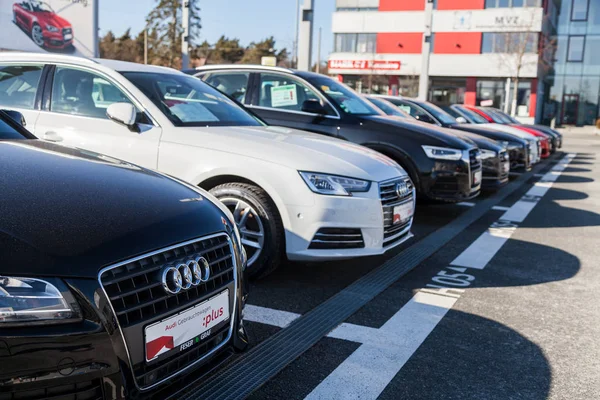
xmin=161 ymin=257 xmax=211 ymax=295
xmin=395 ymin=181 xmax=410 ymax=198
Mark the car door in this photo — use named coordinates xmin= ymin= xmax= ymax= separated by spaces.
xmin=247 ymin=72 xmax=340 ymax=137
xmin=0 ymin=63 xmax=45 ymax=131
xmin=33 ymin=65 xmax=162 ymax=169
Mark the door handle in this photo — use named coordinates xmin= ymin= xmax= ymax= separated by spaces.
xmin=43 ymin=131 xmax=63 ymax=143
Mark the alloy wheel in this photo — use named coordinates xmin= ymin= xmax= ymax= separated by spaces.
xmin=220 ymin=197 xmax=265 ymax=268
xmin=32 ymin=25 xmax=44 ymax=46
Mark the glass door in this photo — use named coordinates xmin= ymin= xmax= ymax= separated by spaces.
xmin=561 ymin=94 xmax=580 ymax=125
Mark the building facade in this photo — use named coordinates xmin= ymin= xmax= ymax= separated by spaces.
xmin=329 ymin=0 xmax=599 ymax=126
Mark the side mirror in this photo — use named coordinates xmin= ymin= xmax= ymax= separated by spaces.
xmin=415 ymin=114 xmax=434 ymax=124
xmin=456 ymin=116 xmax=468 ymax=124
xmin=107 ymin=103 xmax=138 ymax=131
xmin=301 ymin=99 xmax=327 ymax=115
xmin=3 ymin=110 xmax=26 ymax=127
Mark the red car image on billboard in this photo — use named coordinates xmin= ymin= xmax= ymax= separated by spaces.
xmin=12 ymin=0 xmax=73 ymax=50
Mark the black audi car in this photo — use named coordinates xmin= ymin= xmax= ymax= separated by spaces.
xmin=364 ymin=96 xmax=509 ymax=190
xmin=0 ymin=110 xmax=248 ymax=399
xmin=188 ymin=66 xmax=482 ymax=202
xmin=374 ymin=96 xmax=533 ymax=172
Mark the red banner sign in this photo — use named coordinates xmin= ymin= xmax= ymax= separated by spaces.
xmin=328 ymin=60 xmax=402 ymax=71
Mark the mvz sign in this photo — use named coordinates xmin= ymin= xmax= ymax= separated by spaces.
xmin=450 ymin=10 xmax=542 ymax=32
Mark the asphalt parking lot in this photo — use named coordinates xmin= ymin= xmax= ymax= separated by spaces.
xmin=182 ymin=131 xmax=600 ymax=400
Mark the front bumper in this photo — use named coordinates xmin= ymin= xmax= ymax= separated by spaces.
xmin=284 ymin=177 xmax=415 ymax=261
xmin=43 ymin=30 xmax=73 ymax=49
xmin=0 ymin=234 xmax=248 ymax=400
xmin=481 ymin=152 xmax=510 ymax=190
xmin=421 ymin=149 xmax=482 ymax=202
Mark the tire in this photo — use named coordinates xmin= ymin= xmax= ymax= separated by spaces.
xmin=209 ymin=182 xmax=284 ymax=279
xmin=31 ymin=23 xmax=45 ymax=47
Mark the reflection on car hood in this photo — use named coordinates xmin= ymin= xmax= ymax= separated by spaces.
xmin=165 ymin=125 xmax=408 ymax=182
xmin=360 ymin=115 xmax=476 ymax=150
xmin=0 ymin=140 xmax=228 ymax=278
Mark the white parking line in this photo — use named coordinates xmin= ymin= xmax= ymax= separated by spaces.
xmin=304 ymin=154 xmax=575 ymax=400
xmin=491 ymin=205 xmax=510 ymax=211
xmin=457 ymin=202 xmax=476 ymax=207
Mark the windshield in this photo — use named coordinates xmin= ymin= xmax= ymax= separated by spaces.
xmin=122 ymin=72 xmax=263 ymax=127
xmin=416 ymin=101 xmax=458 ymax=125
xmin=30 ymin=1 xmax=53 ymax=12
xmin=495 ymin=110 xmax=519 ymax=124
xmin=309 ymin=76 xmax=381 ymax=116
xmin=479 ymin=108 xmax=504 ymax=123
xmin=0 ymin=113 xmax=28 ymax=140
xmin=455 ymin=106 xmax=489 ymax=124
xmin=366 ymin=97 xmax=408 ymax=118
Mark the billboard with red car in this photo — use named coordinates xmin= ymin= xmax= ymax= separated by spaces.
xmin=0 ymin=0 xmax=96 ymax=57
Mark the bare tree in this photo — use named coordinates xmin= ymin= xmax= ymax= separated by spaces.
xmin=496 ymin=11 xmax=557 ymax=117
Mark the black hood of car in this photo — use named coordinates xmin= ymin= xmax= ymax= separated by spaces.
xmin=359 ymin=115 xmax=476 ymax=150
xmin=449 ymin=129 xmax=504 ymax=152
xmin=450 ymin=123 xmax=528 ymax=146
xmin=0 ymin=140 xmax=229 ymax=278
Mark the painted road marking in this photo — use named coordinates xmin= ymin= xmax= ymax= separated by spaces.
xmin=457 ymin=202 xmax=476 ymax=207
xmin=304 ymin=154 xmax=575 ymax=400
xmin=491 ymin=205 xmax=510 ymax=211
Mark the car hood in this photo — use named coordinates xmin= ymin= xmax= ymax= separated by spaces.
xmin=36 ymin=12 xmax=71 ymax=28
xmin=449 ymin=129 xmax=503 ymax=152
xmin=479 ymin=123 xmax=537 ymax=140
xmin=0 ymin=140 xmax=230 ymax=278
xmin=164 ymin=125 xmax=407 ymax=182
xmin=359 ymin=115 xmax=476 ymax=150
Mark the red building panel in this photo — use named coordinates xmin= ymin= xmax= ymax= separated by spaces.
xmin=434 ymin=32 xmax=482 ymax=54
xmin=465 ymin=78 xmax=477 ymax=106
xmin=530 ymin=78 xmax=538 ymax=118
xmin=379 ymin=0 xmax=425 ymax=11
xmin=377 ymin=33 xmax=423 ymax=54
xmin=436 ymin=0 xmax=485 ymax=10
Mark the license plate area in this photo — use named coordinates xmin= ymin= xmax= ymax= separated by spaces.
xmin=502 ymin=161 xmax=510 ymax=174
xmin=393 ymin=201 xmax=414 ymax=225
xmin=64 ymin=34 xmax=73 ymax=40
xmin=473 ymin=170 xmax=482 ymax=186
xmin=144 ymin=290 xmax=230 ymax=362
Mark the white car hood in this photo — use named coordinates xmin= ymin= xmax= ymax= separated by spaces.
xmin=164 ymin=125 xmax=406 ymax=182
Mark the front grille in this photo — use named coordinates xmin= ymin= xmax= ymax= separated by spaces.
xmin=379 ymin=177 xmax=414 ymax=246
xmin=0 ymin=380 xmax=102 ymax=400
xmin=498 ymin=150 xmax=509 ymax=178
xmin=100 ymin=235 xmax=234 ymax=328
xmin=469 ymin=149 xmax=482 ymax=171
xmin=309 ymin=228 xmax=364 ymax=249
xmin=99 ymin=233 xmax=236 ymax=389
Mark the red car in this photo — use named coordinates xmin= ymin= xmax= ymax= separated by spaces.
xmin=464 ymin=105 xmax=551 ymax=159
xmin=13 ymin=1 xmax=74 ymax=50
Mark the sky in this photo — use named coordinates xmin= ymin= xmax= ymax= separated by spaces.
xmin=99 ymin=0 xmax=335 ymax=63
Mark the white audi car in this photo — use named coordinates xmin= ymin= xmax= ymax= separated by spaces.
xmin=0 ymin=53 xmax=415 ymax=277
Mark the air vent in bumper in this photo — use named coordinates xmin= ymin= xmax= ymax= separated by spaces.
xmin=309 ymin=228 xmax=365 ymax=249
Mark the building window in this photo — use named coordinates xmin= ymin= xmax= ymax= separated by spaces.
xmin=481 ymin=32 xmax=538 ymax=53
xmin=571 ymin=0 xmax=590 ymax=21
xmin=334 ymin=33 xmax=376 ymax=53
xmin=567 ymin=35 xmax=585 ymax=61
xmin=485 ymin=0 xmax=540 ymax=7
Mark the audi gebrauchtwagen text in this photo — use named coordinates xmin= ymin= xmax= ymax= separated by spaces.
xmin=0 ymin=53 xmax=414 ymax=279
xmin=190 ymin=65 xmax=482 ymax=202
xmin=0 ymin=109 xmax=247 ymax=399
xmin=13 ymin=1 xmax=74 ymax=50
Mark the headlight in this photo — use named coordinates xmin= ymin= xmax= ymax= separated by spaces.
xmin=46 ymin=25 xmax=60 ymax=32
xmin=299 ymin=172 xmax=370 ymax=196
xmin=421 ymin=145 xmax=463 ymax=161
xmin=0 ymin=276 xmax=80 ymax=327
xmin=480 ymin=149 xmax=497 ymax=159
